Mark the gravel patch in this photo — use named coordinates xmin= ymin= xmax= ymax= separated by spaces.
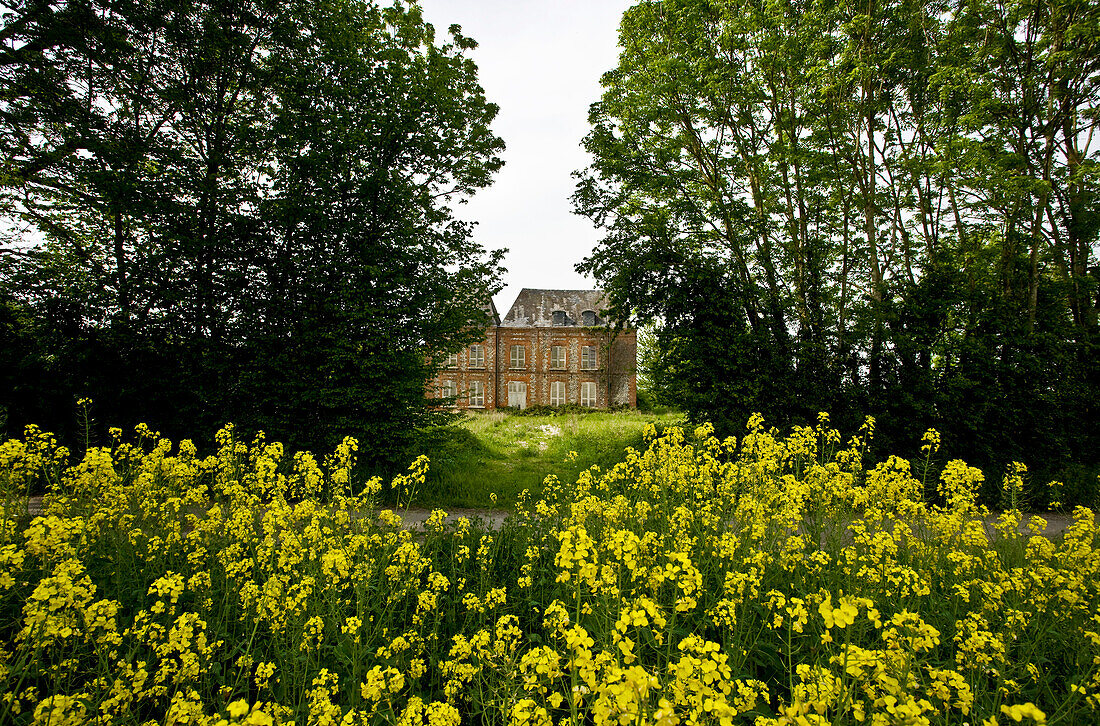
xmin=17 ymin=496 xmax=1089 ymax=538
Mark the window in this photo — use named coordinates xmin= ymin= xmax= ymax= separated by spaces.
xmin=550 ymin=381 xmax=567 ymax=406
xmin=445 ymin=352 xmax=458 ymax=369
xmin=440 ymin=379 xmax=456 ymax=400
xmin=581 ymin=345 xmax=597 ymax=370
xmin=469 ymin=344 xmax=485 ymax=368
xmin=507 ymin=381 xmax=527 ymax=409
xmin=510 ymin=345 xmax=525 ymax=369
xmin=581 ymin=310 xmax=598 ymax=326
xmin=550 ymin=345 xmax=566 ymax=369
xmin=580 ymin=381 xmax=597 ymax=407
xmin=468 ymin=380 xmax=484 ymax=407
xmin=552 ymin=310 xmax=568 ymax=326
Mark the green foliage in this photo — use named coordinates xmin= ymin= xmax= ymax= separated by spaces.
xmin=574 ymin=0 xmax=1100 ymax=499
xmin=0 ymin=0 xmax=504 ymax=472
xmin=3 ymin=417 xmax=1098 ymax=724
xmin=408 ymin=411 xmax=684 ymax=507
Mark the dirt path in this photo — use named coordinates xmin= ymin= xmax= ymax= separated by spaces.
xmin=19 ymin=496 xmax=1088 ymax=538
xmin=21 ymin=496 xmax=510 ymax=531
xmin=383 ymin=507 xmax=510 ymax=531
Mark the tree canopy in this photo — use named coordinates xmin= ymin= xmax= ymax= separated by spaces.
xmin=575 ymin=0 xmax=1100 ymax=494
xmin=0 ymin=0 xmax=504 ymax=470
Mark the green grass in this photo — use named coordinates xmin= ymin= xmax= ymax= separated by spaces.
xmin=408 ymin=409 xmax=684 ymax=508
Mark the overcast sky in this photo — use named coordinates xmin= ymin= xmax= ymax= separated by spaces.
xmin=415 ymin=0 xmax=634 ymax=315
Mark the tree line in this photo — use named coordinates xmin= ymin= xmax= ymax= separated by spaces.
xmin=0 ymin=0 xmax=503 ymax=471
xmin=574 ymin=0 xmax=1099 ymax=501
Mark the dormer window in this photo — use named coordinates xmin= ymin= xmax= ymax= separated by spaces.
xmin=552 ymin=310 xmax=568 ymax=326
xmin=582 ymin=310 xmax=598 ymax=326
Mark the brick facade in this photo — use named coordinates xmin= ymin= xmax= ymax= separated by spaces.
xmin=430 ymin=289 xmax=637 ymax=410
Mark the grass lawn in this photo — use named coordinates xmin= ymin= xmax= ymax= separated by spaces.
xmin=407 ymin=409 xmax=684 ymax=508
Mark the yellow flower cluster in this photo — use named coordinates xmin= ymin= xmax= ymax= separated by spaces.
xmin=0 ymin=416 xmax=1094 ymax=725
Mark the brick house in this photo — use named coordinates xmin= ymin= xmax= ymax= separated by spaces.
xmin=430 ymin=289 xmax=636 ymax=410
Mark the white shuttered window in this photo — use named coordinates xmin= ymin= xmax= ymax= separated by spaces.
xmin=581 ymin=346 xmax=597 ymax=370
xmin=469 ymin=344 xmax=485 ymax=368
xmin=550 ymin=346 xmax=566 ymax=369
xmin=510 ymin=345 xmax=525 ymax=369
xmin=469 ymin=380 xmax=484 ymax=407
xmin=550 ymin=381 xmax=566 ymax=406
xmin=580 ymin=382 xmax=597 ymax=407
xmin=440 ymin=379 xmax=456 ymax=400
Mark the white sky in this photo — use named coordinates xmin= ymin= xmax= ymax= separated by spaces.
xmin=415 ymin=0 xmax=633 ymax=315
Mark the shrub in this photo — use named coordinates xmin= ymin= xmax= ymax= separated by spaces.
xmin=0 ymin=414 xmax=1093 ymax=725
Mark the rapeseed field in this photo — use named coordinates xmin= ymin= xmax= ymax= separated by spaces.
xmin=1 ymin=414 xmax=1096 ymax=725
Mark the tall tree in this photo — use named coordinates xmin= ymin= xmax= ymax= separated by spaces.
xmin=576 ymin=0 xmax=1100 ymax=490
xmin=0 ymin=0 xmax=504 ymax=468
xmin=237 ymin=1 xmax=504 ymax=461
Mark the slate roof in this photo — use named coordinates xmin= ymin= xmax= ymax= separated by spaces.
xmin=501 ymin=289 xmax=610 ymax=328
xmin=482 ymin=297 xmax=501 ymax=326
